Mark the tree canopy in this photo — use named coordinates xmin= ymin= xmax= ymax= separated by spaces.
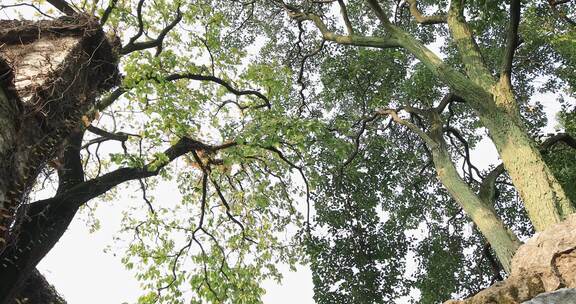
xmin=0 ymin=0 xmax=575 ymax=303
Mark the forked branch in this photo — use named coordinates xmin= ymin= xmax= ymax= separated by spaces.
xmin=120 ymin=4 xmax=183 ymax=55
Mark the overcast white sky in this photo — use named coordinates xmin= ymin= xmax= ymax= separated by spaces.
xmin=38 ymin=199 xmax=315 ymax=304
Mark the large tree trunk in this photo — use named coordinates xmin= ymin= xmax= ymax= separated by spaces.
xmin=0 ymin=60 xmax=23 ymax=247
xmin=0 ymin=16 xmax=119 ymax=303
xmin=428 ymin=123 xmax=521 ymax=273
xmin=0 ymin=196 xmax=80 ymax=303
xmin=479 ymin=102 xmax=574 ymax=231
xmin=364 ymin=0 xmax=575 ymax=232
xmin=12 ymin=269 xmax=67 ymax=304
xmin=0 ymin=130 xmax=82 ymax=302
xmin=386 ymin=109 xmax=522 ymax=272
xmin=0 ymin=17 xmax=118 ymax=251
xmin=444 ymin=1 xmax=574 ymax=230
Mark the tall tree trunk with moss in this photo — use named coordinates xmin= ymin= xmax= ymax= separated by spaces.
xmin=386 ymin=108 xmax=522 ymax=272
xmin=366 ymin=0 xmax=575 ymax=231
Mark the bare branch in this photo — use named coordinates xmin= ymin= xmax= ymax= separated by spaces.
xmin=96 ymin=70 xmax=272 ymax=113
xmin=125 ymin=0 xmax=146 ymax=46
xmin=263 ymin=146 xmax=311 ymax=235
xmin=444 ymin=126 xmax=484 ymax=182
xmin=138 ymin=178 xmax=154 ymax=213
xmin=164 ymin=73 xmax=271 ymax=109
xmin=337 ymin=0 xmax=354 ymax=34
xmin=500 ymin=0 xmax=521 ymax=83
xmin=340 ymin=112 xmax=383 ymax=170
xmin=0 ymin=4 xmax=55 ymax=19
xmin=290 ymin=11 xmax=401 ymax=48
xmin=56 ymin=131 xmax=85 ymax=193
xmin=46 ymin=0 xmax=77 ymax=16
xmin=120 ymin=5 xmax=183 ymax=55
xmin=296 ymin=38 xmax=325 ymax=114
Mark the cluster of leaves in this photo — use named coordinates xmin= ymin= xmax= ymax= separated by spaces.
xmin=52 ymin=1 xmax=314 ymax=303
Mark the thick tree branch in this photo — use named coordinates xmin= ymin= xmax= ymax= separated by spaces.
xmin=540 ymin=133 xmax=576 ymax=153
xmin=290 ymin=11 xmax=401 ymax=48
xmin=365 ymin=0 xmax=393 ymax=26
xmin=45 ymin=0 xmax=76 ymax=16
xmin=82 ymin=125 xmax=132 ymax=150
xmin=30 ymin=138 xmax=236 ymax=211
xmin=500 ymin=0 xmax=521 ymax=84
xmin=100 ymin=0 xmax=119 ymax=25
xmin=86 ymin=125 xmax=129 ymax=142
xmin=376 ymin=108 xmax=436 ymax=147
xmin=477 ymin=132 xmax=576 ymax=205
xmin=363 ymin=0 xmax=494 ymax=114
xmin=14 ymin=269 xmax=67 ymax=304
xmin=435 ymin=92 xmax=465 ymax=113
xmin=95 ymin=87 xmax=125 ymax=112
xmin=478 ymin=164 xmax=505 ymax=205
xmin=405 ymin=0 xmax=447 ymax=25
xmin=447 ymin=0 xmax=495 ymax=89
xmin=56 ymin=130 xmax=85 ymax=193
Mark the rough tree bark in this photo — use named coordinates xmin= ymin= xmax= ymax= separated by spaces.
xmin=369 ymin=0 xmax=576 ymax=231
xmin=0 ymin=16 xmax=119 ymax=303
xmin=382 ymin=107 xmax=522 ymax=273
xmin=427 ymin=112 xmax=522 ymax=273
xmin=12 ymin=269 xmax=67 ymax=304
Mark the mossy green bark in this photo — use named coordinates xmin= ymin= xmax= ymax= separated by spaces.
xmin=433 ymin=144 xmax=521 ymax=273
xmin=386 ymin=23 xmax=574 ymax=232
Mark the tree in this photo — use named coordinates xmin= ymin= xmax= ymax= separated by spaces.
xmin=0 ymin=1 xmax=305 ymax=303
xmin=0 ymin=0 xmax=575 ymax=304
xmin=276 ymin=0 xmax=576 ymax=302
